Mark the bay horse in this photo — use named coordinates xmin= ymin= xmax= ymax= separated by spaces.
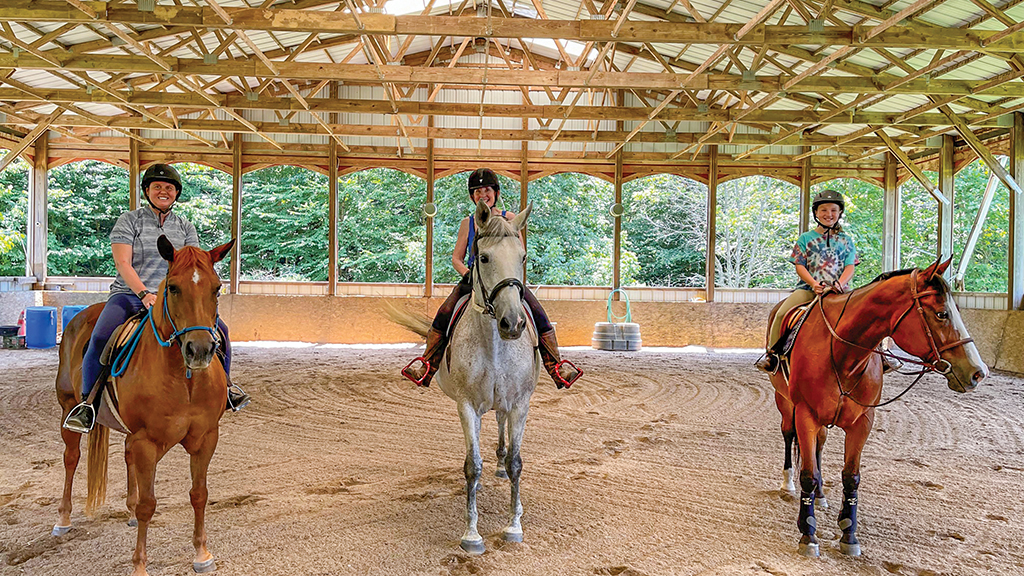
xmin=766 ymin=258 xmax=988 ymax=557
xmin=388 ymin=200 xmax=539 ymax=555
xmin=54 ymin=235 xmax=235 ymax=576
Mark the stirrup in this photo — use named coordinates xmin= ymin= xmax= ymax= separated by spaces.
xmin=402 ymin=357 xmax=431 ymax=387
xmin=553 ymin=359 xmax=582 ymax=389
xmin=227 ymin=384 xmax=251 ymax=412
xmin=62 ymin=403 xmax=96 ymax=434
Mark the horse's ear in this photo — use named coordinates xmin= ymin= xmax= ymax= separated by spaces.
xmin=474 ymin=199 xmax=490 ymax=230
xmin=510 ymin=202 xmax=532 ymax=231
xmin=208 ymin=238 xmax=235 ymax=264
xmin=157 ymin=235 xmax=175 ymax=263
xmin=924 ymin=257 xmax=953 ymax=280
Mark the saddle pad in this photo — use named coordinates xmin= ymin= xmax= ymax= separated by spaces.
xmin=782 ymin=303 xmax=811 ymax=332
xmin=446 ymin=294 xmax=473 ymax=338
xmin=97 ymin=383 xmax=131 ymax=435
xmin=444 ymin=299 xmax=539 ymax=372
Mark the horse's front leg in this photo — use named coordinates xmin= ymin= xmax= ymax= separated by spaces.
xmin=125 ymin=435 xmax=139 ymax=527
xmin=128 ymin=437 xmax=161 ymax=576
xmin=815 ymin=427 xmax=828 ymax=509
xmin=794 ymin=404 xmax=823 ymax=557
xmin=53 ymin=427 xmax=81 ymax=536
xmin=502 ymin=404 xmax=528 ymax=543
xmin=458 ymin=403 xmax=485 ymax=555
xmin=495 ymin=411 xmax=508 ymax=479
xmin=839 ymin=411 xmax=873 ymax=557
xmin=187 ymin=430 xmax=219 ymax=572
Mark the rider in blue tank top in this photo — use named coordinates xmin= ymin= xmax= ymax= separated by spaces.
xmin=401 ymin=168 xmax=582 ymax=389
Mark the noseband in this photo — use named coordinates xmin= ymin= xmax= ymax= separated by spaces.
xmin=470 ymin=233 xmax=526 ymax=318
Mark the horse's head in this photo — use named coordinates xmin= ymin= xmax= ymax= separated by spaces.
xmin=891 ymin=258 xmax=988 ymax=392
xmin=157 ymin=235 xmax=235 ymax=371
xmin=472 ymin=200 xmax=531 ymax=340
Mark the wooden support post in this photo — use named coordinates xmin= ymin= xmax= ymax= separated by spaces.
xmin=800 ymin=147 xmax=812 ymax=233
xmin=128 ymin=129 xmax=139 ymax=211
xmin=938 ymin=134 xmax=955 ymax=278
xmin=705 ymin=145 xmax=718 ymax=301
xmin=520 ymin=133 xmax=529 ymax=279
xmin=425 ymin=117 xmax=435 ymax=298
xmin=328 ymin=138 xmax=338 ymax=296
xmin=613 ymin=149 xmax=623 ymax=291
xmin=1010 ymin=112 xmax=1024 ymax=310
xmin=27 ymin=135 xmax=48 ymax=282
xmin=882 ymin=152 xmax=901 ymax=272
xmin=230 ymin=133 xmax=242 ymax=294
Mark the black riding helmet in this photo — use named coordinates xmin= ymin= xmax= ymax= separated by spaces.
xmin=812 ymin=189 xmax=845 ymax=246
xmin=468 ymin=168 xmax=500 ymax=200
xmin=141 ymin=163 xmax=183 ymax=214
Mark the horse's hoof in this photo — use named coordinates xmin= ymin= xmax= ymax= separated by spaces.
xmin=193 ymin=558 xmax=216 ymax=573
xmin=128 ymin=518 xmax=138 ymax=527
xmin=840 ymin=541 xmax=861 ymax=556
xmin=495 ymin=468 xmax=508 ymax=479
xmin=460 ymin=539 xmax=486 ymax=555
xmin=502 ymin=528 xmax=523 ymax=543
xmin=798 ymin=542 xmax=819 ymax=557
xmin=51 ymin=525 xmax=71 ymax=537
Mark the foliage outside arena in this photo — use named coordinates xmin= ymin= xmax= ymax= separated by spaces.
xmin=0 ymin=154 xmax=1012 ymax=293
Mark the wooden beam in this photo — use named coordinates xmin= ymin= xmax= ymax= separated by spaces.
xmin=0 ymin=108 xmax=62 ymax=173
xmin=27 ymin=135 xmax=48 ymax=282
xmin=613 ymin=147 xmax=622 ymax=290
xmin=800 ymin=147 xmax=811 ymax=233
xmin=230 ymin=133 xmax=242 ymax=294
xmin=936 ymin=102 xmax=1024 ymax=197
xmin=873 ymin=127 xmax=950 ymax=205
xmin=882 ymin=151 xmax=900 ymax=272
xmin=1011 ymin=112 xmax=1024 ymax=310
xmin=705 ymin=144 xmax=718 ymax=302
xmin=128 ymin=128 xmax=139 ymax=210
xmin=938 ymin=134 xmax=954 ymax=276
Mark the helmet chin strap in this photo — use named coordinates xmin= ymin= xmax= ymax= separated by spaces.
xmin=144 ymin=192 xmax=176 ymax=216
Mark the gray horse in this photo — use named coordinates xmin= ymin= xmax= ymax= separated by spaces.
xmin=388 ymin=200 xmax=539 ymax=554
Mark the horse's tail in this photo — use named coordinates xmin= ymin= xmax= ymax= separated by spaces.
xmin=382 ymin=300 xmax=431 ymax=339
xmin=85 ymin=424 xmax=109 ymax=515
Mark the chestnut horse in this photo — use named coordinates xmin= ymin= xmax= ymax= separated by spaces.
xmin=766 ymin=258 xmax=988 ymax=557
xmin=54 ymin=236 xmax=235 ymax=576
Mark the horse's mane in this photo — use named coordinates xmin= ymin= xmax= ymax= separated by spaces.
xmin=477 ymin=213 xmax=519 ymax=240
xmin=856 ymin=265 xmax=950 ymax=294
xmin=168 ymin=245 xmax=215 ymax=274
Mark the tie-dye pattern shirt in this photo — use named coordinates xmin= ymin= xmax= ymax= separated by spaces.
xmin=788 ymin=229 xmax=859 ymax=290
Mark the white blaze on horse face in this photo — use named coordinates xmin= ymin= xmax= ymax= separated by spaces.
xmin=945 ymin=293 xmax=988 ymax=376
xmin=192 ymin=269 xmax=201 ymax=285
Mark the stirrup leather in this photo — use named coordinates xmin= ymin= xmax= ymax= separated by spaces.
xmin=553 ymin=359 xmax=582 ymax=389
xmin=402 ymin=357 xmax=431 ymax=386
xmin=63 ymin=403 xmax=96 ymax=434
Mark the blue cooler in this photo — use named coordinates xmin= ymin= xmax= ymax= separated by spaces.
xmin=25 ymin=306 xmax=58 ymax=349
xmin=62 ymin=305 xmax=89 ymax=332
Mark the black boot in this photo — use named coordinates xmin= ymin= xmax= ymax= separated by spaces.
xmin=755 ymin=351 xmax=780 ymax=373
xmin=538 ymin=329 xmax=582 ymax=389
xmin=226 ymin=382 xmax=251 ymax=411
xmin=402 ymin=328 xmax=447 ymax=387
xmin=63 ymin=400 xmax=97 ymax=434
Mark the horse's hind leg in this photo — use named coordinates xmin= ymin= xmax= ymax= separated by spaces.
xmin=815 ymin=427 xmax=828 ymax=509
xmin=839 ymin=414 xmax=872 ymax=556
xmin=457 ymin=403 xmax=485 ymax=555
xmin=502 ymin=404 xmax=528 ymax=543
xmin=495 ymin=411 xmax=508 ymax=479
xmin=188 ymin=432 xmax=219 ymax=573
xmin=54 ymin=427 xmax=81 ymax=536
xmin=776 ymin=393 xmax=797 ymax=494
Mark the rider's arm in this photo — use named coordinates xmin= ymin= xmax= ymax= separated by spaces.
xmin=838 ymin=264 xmax=855 ymax=289
xmin=795 ymin=263 xmax=818 ymax=289
xmin=452 ymin=218 xmax=470 ymax=277
xmin=112 ymin=243 xmax=157 ymax=308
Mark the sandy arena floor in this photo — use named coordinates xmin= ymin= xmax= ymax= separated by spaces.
xmin=1 ymin=343 xmax=1023 ymax=576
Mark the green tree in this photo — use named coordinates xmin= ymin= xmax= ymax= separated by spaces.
xmin=241 ymin=165 xmax=328 ymax=281
xmin=622 ymin=173 xmax=707 ymax=287
xmin=173 ymin=162 xmax=233 ymax=277
xmin=0 ymin=152 xmax=29 ymax=275
xmin=953 ymin=158 xmax=1009 ymax=292
xmin=900 ymin=171 xmax=939 ymax=271
xmin=47 ymin=161 xmax=128 ymax=276
xmin=716 ymin=176 xmax=799 ymax=288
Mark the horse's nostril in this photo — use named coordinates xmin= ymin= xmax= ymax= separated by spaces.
xmin=973 ymin=370 xmax=985 ymax=384
xmin=185 ymin=341 xmax=195 ymax=357
xmin=500 ymin=318 xmax=511 ymax=331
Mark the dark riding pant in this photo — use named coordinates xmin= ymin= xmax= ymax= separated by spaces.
xmin=430 ymin=273 xmax=553 ymax=334
xmin=81 ymin=293 xmax=232 ymax=396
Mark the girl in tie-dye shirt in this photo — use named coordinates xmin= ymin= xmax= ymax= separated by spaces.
xmin=756 ymin=189 xmax=858 ymax=373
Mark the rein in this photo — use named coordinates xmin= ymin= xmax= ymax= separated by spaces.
xmin=470 ymin=229 xmax=525 ymax=318
xmin=815 ymin=269 xmax=973 ymax=421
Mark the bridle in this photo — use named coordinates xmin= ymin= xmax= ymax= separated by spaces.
xmin=470 ymin=230 xmax=525 ymax=318
xmin=815 ymin=268 xmax=974 ymax=418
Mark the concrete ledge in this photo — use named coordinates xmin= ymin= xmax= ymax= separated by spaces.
xmin=3 ymin=291 xmax=1020 ymax=375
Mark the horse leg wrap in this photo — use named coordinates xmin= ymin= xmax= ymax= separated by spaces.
xmin=839 ymin=473 xmax=860 ymax=541
xmin=797 ymin=470 xmax=819 ymax=538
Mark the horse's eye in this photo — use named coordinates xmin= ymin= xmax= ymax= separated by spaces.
xmin=936 ymin=310 xmax=949 ymax=321
xmin=479 ymin=254 xmax=489 ymax=264
xmin=522 ymin=254 xmax=527 ymax=263
xmin=168 ymin=285 xmax=180 ymax=295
